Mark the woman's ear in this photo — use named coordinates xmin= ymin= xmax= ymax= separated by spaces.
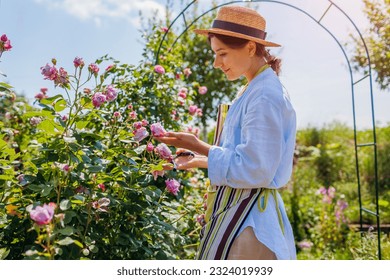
xmin=247 ymin=41 xmax=257 ymax=57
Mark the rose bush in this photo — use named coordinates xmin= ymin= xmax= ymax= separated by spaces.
xmin=0 ymin=27 xmax=208 ymax=260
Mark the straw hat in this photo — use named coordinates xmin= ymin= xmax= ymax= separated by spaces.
xmin=194 ymin=5 xmax=280 ymax=47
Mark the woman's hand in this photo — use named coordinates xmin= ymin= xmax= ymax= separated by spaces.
xmin=154 ymin=132 xmax=211 ymax=156
xmin=162 ymin=148 xmax=208 ymax=170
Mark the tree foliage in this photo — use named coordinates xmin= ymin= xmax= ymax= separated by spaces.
xmin=350 ymin=0 xmax=390 ymax=91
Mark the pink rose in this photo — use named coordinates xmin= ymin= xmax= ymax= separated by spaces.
xmin=133 ymin=127 xmax=149 ymax=142
xmin=73 ymin=57 xmax=85 ymax=68
xmin=183 ymin=68 xmax=192 ymax=77
xmin=155 ymin=143 xmax=172 ymax=160
xmin=92 ymin=92 xmax=106 ymax=108
xmin=152 ymin=169 xmax=165 ymax=180
xmin=150 ymin=122 xmax=166 ymax=137
xmin=129 ymin=111 xmax=137 ymax=119
xmin=34 ymin=92 xmax=46 ymax=100
xmin=178 ymin=88 xmax=187 ymax=99
xmin=105 ymin=64 xmax=115 ymax=72
xmin=141 ymin=119 xmax=149 ymax=126
xmin=189 ymin=105 xmax=198 ymax=115
xmin=133 ymin=121 xmax=143 ymax=130
xmin=161 ymin=27 xmax=169 ymax=33
xmin=88 ymin=63 xmax=99 ymax=75
xmin=0 ymin=35 xmax=12 ymax=52
xmin=40 ymin=63 xmax=58 ymax=81
xmin=55 ymin=67 xmax=69 ymax=86
xmin=97 ymin=183 xmax=106 ymax=191
xmin=154 ymin=65 xmax=165 ymax=74
xmin=29 ymin=203 xmax=56 ymax=225
xmin=3 ymin=41 xmax=12 ymax=51
xmin=146 ymin=142 xmax=154 ymax=152
xmin=113 ymin=111 xmax=121 ymax=118
xmin=62 ymin=164 xmax=70 ymax=172
xmin=198 ymin=86 xmax=208 ymax=95
xmin=104 ymin=85 xmax=117 ymax=101
xmin=165 ymin=178 xmax=180 ymax=196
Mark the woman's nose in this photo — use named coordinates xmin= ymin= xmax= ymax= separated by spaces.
xmin=213 ymin=56 xmax=221 ymax=69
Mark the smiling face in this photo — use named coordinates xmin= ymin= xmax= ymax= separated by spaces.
xmin=210 ymin=36 xmax=254 ymax=81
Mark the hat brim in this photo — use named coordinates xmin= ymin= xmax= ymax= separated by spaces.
xmin=194 ymin=28 xmax=281 ymax=47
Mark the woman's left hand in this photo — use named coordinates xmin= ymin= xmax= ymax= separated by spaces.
xmin=154 ymin=132 xmax=211 ymax=156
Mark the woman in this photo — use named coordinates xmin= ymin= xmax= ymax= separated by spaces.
xmin=155 ymin=5 xmax=297 ymax=260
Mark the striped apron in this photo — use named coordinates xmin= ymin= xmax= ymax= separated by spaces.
xmin=196 ymin=104 xmax=263 ymax=260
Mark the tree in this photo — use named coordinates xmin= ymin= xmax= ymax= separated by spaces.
xmin=350 ymin=0 xmax=390 ymax=91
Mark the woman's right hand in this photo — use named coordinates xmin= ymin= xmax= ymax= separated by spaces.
xmin=162 ymin=148 xmax=208 ymax=171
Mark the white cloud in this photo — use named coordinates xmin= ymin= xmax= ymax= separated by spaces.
xmin=34 ymin=0 xmax=165 ymax=26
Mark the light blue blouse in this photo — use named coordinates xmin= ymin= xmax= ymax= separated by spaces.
xmin=208 ymin=67 xmax=297 ymax=259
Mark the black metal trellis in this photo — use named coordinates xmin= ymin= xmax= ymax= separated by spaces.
xmin=155 ymin=0 xmax=382 ymax=259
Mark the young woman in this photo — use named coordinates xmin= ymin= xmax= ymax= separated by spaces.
xmin=155 ymin=5 xmax=297 ymax=260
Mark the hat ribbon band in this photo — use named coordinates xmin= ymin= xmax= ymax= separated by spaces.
xmin=212 ymin=20 xmax=267 ymax=40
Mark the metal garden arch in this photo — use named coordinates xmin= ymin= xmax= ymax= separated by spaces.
xmin=155 ymin=0 xmax=382 ymax=259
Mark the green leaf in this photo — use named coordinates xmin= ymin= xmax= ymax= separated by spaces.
xmin=0 ymin=82 xmax=13 ymax=89
xmin=76 ymin=120 xmax=89 ymax=130
xmin=80 ymin=96 xmax=93 ymax=109
xmin=63 ymin=211 xmax=76 ymax=224
xmin=27 ymin=184 xmax=53 ymax=196
xmin=41 ymin=185 xmax=54 ymax=197
xmin=86 ymin=164 xmax=104 ymax=173
xmin=37 ymin=119 xmax=59 ymax=135
xmin=23 ymin=110 xmax=53 ymax=118
xmin=54 ymin=98 xmax=67 ymax=112
xmin=57 ymin=226 xmax=74 ymax=236
xmin=0 ymin=175 xmax=13 ymax=181
xmin=0 ymin=248 xmax=10 ymax=260
xmin=57 ymin=237 xmax=75 ymax=246
xmin=88 ymin=244 xmax=98 ymax=253
xmin=73 ymin=195 xmax=85 ymax=203
xmin=39 ymin=94 xmax=64 ymax=105
xmin=81 ymin=155 xmax=91 ymax=163
xmin=27 ymin=184 xmax=43 ymax=192
xmin=134 ymin=145 xmax=146 ymax=154
xmin=60 ymin=199 xmax=71 ymax=211
xmin=378 ymin=199 xmax=389 ymax=207
xmin=73 ymin=240 xmax=84 ymax=248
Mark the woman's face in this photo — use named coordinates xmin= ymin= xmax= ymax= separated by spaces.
xmin=210 ymin=36 xmax=253 ymax=81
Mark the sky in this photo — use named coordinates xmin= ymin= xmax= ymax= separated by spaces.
xmin=0 ymin=0 xmax=389 ymax=129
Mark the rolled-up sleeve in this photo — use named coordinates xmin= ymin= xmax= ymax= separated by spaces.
xmin=208 ymin=95 xmax=284 ymax=189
